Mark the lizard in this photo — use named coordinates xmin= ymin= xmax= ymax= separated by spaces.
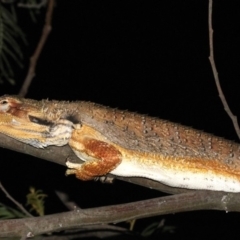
xmin=1 ymin=95 xmax=240 ymax=192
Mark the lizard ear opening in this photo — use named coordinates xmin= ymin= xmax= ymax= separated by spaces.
xmin=29 ymin=115 xmax=52 ymax=126
xmin=65 ymin=115 xmax=80 ymax=124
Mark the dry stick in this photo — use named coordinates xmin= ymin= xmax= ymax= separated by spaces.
xmin=0 ymin=181 xmax=33 ymax=217
xmin=18 ymin=0 xmax=55 ymax=97
xmin=18 ymin=0 xmax=47 ymax=9
xmin=208 ymin=0 xmax=240 ymax=139
xmin=0 ymin=190 xmax=240 ymax=237
xmin=0 ymin=132 xmax=189 ymax=195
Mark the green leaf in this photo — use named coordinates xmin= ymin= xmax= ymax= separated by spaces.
xmin=0 ymin=202 xmax=26 ymax=219
xmin=26 ymin=187 xmax=47 ymax=216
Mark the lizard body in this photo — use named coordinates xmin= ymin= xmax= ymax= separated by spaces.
xmin=1 ymin=95 xmax=240 ymax=192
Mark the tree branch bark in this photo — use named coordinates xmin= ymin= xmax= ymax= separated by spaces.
xmin=0 ymin=132 xmax=189 ymax=194
xmin=0 ymin=190 xmax=239 ymax=238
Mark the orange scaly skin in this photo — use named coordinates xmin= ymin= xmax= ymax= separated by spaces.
xmin=1 ymin=95 xmax=240 ymax=192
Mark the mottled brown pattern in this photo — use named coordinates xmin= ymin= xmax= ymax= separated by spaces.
xmin=70 ymin=131 xmax=122 ymax=180
xmin=38 ymin=98 xmax=240 ymax=171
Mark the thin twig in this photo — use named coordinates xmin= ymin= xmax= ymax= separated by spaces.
xmin=55 ymin=191 xmax=80 ymax=210
xmin=0 ymin=181 xmax=33 ymax=217
xmin=18 ymin=0 xmax=47 ymax=9
xmin=18 ymin=0 xmax=55 ymax=97
xmin=208 ymin=0 xmax=240 ymax=139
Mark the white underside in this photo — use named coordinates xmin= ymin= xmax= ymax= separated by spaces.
xmin=110 ymin=160 xmax=240 ymax=193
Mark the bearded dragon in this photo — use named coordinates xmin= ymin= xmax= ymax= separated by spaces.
xmin=1 ymin=95 xmax=240 ymax=192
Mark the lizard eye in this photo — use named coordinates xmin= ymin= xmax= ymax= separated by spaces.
xmin=0 ymin=99 xmax=10 ymax=112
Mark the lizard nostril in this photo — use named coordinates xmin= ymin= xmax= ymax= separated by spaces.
xmin=0 ymin=100 xmax=8 ymax=104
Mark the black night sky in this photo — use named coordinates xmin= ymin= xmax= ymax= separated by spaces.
xmin=0 ymin=1 xmax=240 ymax=239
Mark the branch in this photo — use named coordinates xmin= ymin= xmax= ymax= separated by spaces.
xmin=18 ymin=0 xmax=55 ymax=97
xmin=18 ymin=0 xmax=47 ymax=9
xmin=208 ymin=0 xmax=240 ymax=139
xmin=0 ymin=190 xmax=239 ymax=237
xmin=0 ymin=181 xmax=33 ymax=217
xmin=0 ymin=132 xmax=189 ymax=194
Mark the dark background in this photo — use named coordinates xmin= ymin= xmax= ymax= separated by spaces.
xmin=0 ymin=1 xmax=240 ymax=239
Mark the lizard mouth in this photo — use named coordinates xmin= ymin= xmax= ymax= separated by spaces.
xmin=28 ymin=115 xmax=53 ymax=127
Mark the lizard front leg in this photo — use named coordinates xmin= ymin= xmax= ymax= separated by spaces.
xmin=66 ymin=125 xmax=122 ymax=180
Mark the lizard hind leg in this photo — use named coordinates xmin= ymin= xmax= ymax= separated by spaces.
xmin=67 ymin=138 xmax=123 ymax=180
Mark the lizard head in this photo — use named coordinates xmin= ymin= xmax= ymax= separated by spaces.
xmin=0 ymin=95 xmax=74 ymax=148
xmin=0 ymin=95 xmax=45 ymax=121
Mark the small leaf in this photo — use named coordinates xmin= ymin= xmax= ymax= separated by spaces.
xmin=26 ymin=187 xmax=47 ymax=216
